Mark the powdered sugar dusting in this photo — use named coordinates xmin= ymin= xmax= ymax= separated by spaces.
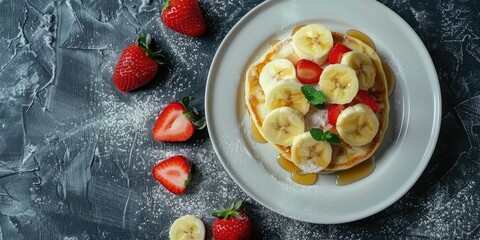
xmin=304 ymin=108 xmax=330 ymax=130
xmin=1 ymin=0 xmax=479 ymax=238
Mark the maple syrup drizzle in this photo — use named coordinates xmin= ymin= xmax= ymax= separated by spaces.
xmin=250 ymin=118 xmax=267 ymax=143
xmin=269 ymin=39 xmax=281 ymax=47
xmin=277 ymin=155 xmax=317 ymax=185
xmin=336 ymin=158 xmax=375 ymax=186
xmin=276 ymin=154 xmax=375 ymax=186
xmin=382 ymin=62 xmax=396 ymax=96
xmin=291 ymin=25 xmax=305 ymax=36
xmin=346 ymin=29 xmax=376 ymax=50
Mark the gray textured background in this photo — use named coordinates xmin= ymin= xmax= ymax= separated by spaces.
xmin=1 ymin=0 xmax=479 ymax=239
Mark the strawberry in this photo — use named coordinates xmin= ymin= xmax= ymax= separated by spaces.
xmin=152 ymin=155 xmax=191 ymax=194
xmin=328 ymin=43 xmax=352 ymax=64
xmin=113 ymin=34 xmax=163 ymax=92
xmin=296 ymin=59 xmax=323 ymax=84
xmin=354 ymin=90 xmax=379 ymax=112
xmin=327 ymin=104 xmax=346 ymax=126
xmin=213 ymin=199 xmax=252 ymax=240
xmin=161 ymin=0 xmax=206 ymax=37
xmin=153 ymin=96 xmax=206 ymax=142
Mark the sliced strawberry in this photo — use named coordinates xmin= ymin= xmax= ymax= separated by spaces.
xmin=328 ymin=43 xmax=352 ymax=64
xmin=327 ymin=104 xmax=346 ymax=126
xmin=152 ymin=155 xmax=191 ymax=194
xmin=153 ymin=97 xmax=206 ymax=142
xmin=354 ymin=90 xmax=379 ymax=112
xmin=296 ymin=59 xmax=323 ymax=84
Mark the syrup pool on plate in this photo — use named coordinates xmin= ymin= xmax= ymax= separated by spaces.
xmin=250 ymin=118 xmax=267 ymax=143
xmin=277 ymin=154 xmax=375 ymax=186
xmin=277 ymin=155 xmax=317 ymax=185
xmin=336 ymin=158 xmax=375 ymax=186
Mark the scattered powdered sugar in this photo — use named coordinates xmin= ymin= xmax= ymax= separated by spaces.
xmin=304 ymin=108 xmax=330 ymax=130
xmin=2 ymin=0 xmax=479 ymax=238
xmin=297 ymin=160 xmax=322 ymax=174
xmin=96 ymin=93 xmax=160 ymax=137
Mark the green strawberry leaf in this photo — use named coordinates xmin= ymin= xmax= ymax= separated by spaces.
xmin=137 ymin=33 xmax=164 ymax=64
xmin=213 ymin=199 xmax=245 ymax=220
xmin=181 ymin=96 xmax=192 ymax=108
xmin=181 ymin=96 xmax=206 ymax=130
xmin=163 ymin=0 xmax=172 ymax=10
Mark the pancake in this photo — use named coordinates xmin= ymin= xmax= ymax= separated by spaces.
xmin=245 ymin=30 xmax=389 ymax=172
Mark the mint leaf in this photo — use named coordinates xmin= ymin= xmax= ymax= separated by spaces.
xmin=310 ymin=128 xmax=324 ymax=141
xmin=301 ymin=85 xmax=326 ymax=108
xmin=323 ymin=131 xmax=341 ymax=144
xmin=309 ymin=129 xmax=340 ymax=144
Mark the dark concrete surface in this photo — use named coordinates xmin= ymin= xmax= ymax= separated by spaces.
xmin=1 ymin=0 xmax=479 ymax=239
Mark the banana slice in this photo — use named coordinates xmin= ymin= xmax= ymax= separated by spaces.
xmin=259 ymin=59 xmax=296 ymax=92
xmin=291 ymin=132 xmax=332 ymax=173
xmin=336 ymin=104 xmax=379 ymax=146
xmin=341 ymin=51 xmax=376 ymax=90
xmin=319 ymin=64 xmax=359 ymax=104
xmin=261 ymin=107 xmax=305 ymax=147
xmin=292 ymin=24 xmax=333 ymax=65
xmin=169 ymin=215 xmax=205 ymax=240
xmin=265 ymin=79 xmax=310 ymax=115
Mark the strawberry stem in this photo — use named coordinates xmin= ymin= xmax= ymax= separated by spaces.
xmin=163 ymin=0 xmax=172 ymax=10
xmin=213 ymin=199 xmax=245 ymax=220
xmin=137 ymin=33 xmax=164 ymax=64
xmin=181 ymin=96 xmax=206 ymax=130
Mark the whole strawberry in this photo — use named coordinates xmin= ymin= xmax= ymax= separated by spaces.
xmin=212 ymin=199 xmax=252 ymax=240
xmin=161 ymin=0 xmax=206 ymax=37
xmin=113 ymin=34 xmax=163 ymax=92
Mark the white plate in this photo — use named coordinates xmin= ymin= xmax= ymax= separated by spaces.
xmin=205 ymin=0 xmax=441 ymax=224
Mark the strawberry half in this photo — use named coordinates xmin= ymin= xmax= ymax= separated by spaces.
xmin=113 ymin=34 xmax=163 ymax=92
xmin=296 ymin=59 xmax=323 ymax=84
xmin=354 ymin=90 xmax=379 ymax=112
xmin=161 ymin=0 xmax=206 ymax=37
xmin=213 ymin=199 xmax=252 ymax=240
xmin=152 ymin=155 xmax=191 ymax=194
xmin=153 ymin=96 xmax=206 ymax=142
xmin=327 ymin=104 xmax=346 ymax=126
xmin=328 ymin=43 xmax=352 ymax=64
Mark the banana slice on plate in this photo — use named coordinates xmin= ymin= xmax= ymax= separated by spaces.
xmin=259 ymin=58 xmax=296 ymax=92
xmin=261 ymin=107 xmax=305 ymax=147
xmin=341 ymin=51 xmax=376 ymax=90
xmin=319 ymin=64 xmax=359 ymax=104
xmin=265 ymin=79 xmax=310 ymax=115
xmin=292 ymin=24 xmax=333 ymax=65
xmin=291 ymin=132 xmax=332 ymax=173
xmin=336 ymin=104 xmax=379 ymax=146
xmin=169 ymin=215 xmax=205 ymax=240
